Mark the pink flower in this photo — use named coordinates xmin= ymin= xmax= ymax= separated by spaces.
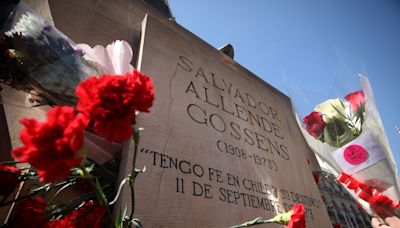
xmin=77 ymin=40 xmax=134 ymax=75
xmin=344 ymin=90 xmax=365 ymax=112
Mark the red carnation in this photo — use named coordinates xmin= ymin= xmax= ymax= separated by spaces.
xmin=288 ymin=203 xmax=306 ymax=228
xmin=10 ymin=197 xmax=48 ymax=228
xmin=303 ymin=112 xmax=325 ymax=138
xmin=344 ymin=90 xmax=365 ymax=112
xmin=76 ymin=70 xmax=154 ymax=142
xmin=45 ymin=200 xmax=105 ymax=228
xmin=46 ymin=218 xmax=75 ymax=228
xmin=0 ymin=164 xmax=20 ymax=196
xmin=232 ymin=203 xmax=306 ymax=227
xmin=12 ymin=106 xmax=88 ymax=182
xmin=71 ymin=200 xmax=106 ymax=228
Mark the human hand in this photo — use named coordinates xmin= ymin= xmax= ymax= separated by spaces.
xmin=371 ymin=216 xmax=400 ymax=228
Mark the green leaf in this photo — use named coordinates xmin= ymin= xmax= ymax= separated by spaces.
xmin=231 ymin=217 xmax=264 ymax=228
xmin=266 ymin=210 xmax=292 ymax=225
xmin=330 ymin=102 xmax=348 ymax=120
xmin=323 ymin=118 xmax=357 ymax=147
xmin=74 ymin=167 xmax=84 ymax=177
xmin=94 ymin=178 xmax=109 ymax=206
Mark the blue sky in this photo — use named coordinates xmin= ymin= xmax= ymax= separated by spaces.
xmin=168 ymin=0 xmax=400 ymax=172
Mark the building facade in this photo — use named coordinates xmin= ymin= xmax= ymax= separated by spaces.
xmin=318 ymin=170 xmax=371 ymax=228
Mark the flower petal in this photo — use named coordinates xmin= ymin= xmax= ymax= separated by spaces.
xmin=106 ymin=40 xmax=134 ymax=75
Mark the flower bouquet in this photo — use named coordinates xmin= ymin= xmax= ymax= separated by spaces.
xmin=299 ymin=75 xmax=400 ymax=219
xmin=0 ymin=69 xmax=154 ymax=227
xmin=0 ymin=2 xmax=101 ymax=105
xmin=0 ymin=2 xmax=156 ymax=227
xmin=0 ymin=2 xmax=139 ymax=164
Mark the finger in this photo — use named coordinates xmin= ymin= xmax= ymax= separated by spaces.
xmin=371 ymin=217 xmax=380 ymax=227
xmin=371 ymin=217 xmax=390 ymax=228
xmin=385 ymin=216 xmax=400 ymax=227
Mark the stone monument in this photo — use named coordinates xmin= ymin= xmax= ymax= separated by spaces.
xmin=116 ymin=12 xmax=332 ymax=227
xmin=1 ymin=0 xmax=332 ymax=227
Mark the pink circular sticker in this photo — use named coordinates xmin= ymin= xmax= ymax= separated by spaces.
xmin=343 ymin=145 xmax=369 ymax=165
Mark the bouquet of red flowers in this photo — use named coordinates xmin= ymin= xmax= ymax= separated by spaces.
xmin=0 ymin=2 xmax=155 ymax=227
xmin=300 ymin=75 xmax=400 ymax=219
xmin=303 ymin=90 xmax=364 ymax=148
xmin=0 ymin=70 xmax=154 ymax=227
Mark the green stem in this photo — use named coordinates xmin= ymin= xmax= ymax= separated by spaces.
xmin=121 ymin=127 xmax=143 ymax=228
xmin=129 ymin=129 xmax=140 ymax=222
xmin=333 ymin=120 xmax=340 ymax=147
xmin=231 ymin=218 xmax=275 ymax=228
xmin=129 ymin=176 xmax=135 ymax=220
xmin=79 ymin=165 xmax=113 ymax=225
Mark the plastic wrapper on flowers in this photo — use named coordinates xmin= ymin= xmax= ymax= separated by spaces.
xmin=0 ymin=2 xmax=102 ymax=106
xmin=0 ymin=2 xmax=138 ymax=164
xmin=290 ymin=74 xmax=400 ymax=219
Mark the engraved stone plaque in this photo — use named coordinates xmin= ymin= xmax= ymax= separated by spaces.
xmin=116 ymin=14 xmax=332 ymax=227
